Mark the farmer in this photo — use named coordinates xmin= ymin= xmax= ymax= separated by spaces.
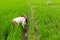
xmin=12 ymin=15 xmax=27 ymax=29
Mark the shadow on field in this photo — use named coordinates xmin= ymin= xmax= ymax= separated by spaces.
xmin=5 ymin=30 xmax=8 ymax=40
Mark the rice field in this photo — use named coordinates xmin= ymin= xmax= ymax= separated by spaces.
xmin=0 ymin=0 xmax=60 ymax=40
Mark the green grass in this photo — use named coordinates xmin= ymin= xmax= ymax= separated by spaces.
xmin=34 ymin=6 xmax=60 ymax=40
xmin=0 ymin=0 xmax=60 ymax=40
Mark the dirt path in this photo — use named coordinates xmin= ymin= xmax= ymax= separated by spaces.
xmin=22 ymin=1 xmax=39 ymax=40
xmin=27 ymin=1 xmax=38 ymax=40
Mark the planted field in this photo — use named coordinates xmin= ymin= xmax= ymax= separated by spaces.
xmin=0 ymin=0 xmax=60 ymax=40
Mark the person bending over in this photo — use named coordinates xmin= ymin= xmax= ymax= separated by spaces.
xmin=12 ymin=15 xmax=27 ymax=29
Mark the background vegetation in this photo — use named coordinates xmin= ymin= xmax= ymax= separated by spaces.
xmin=0 ymin=0 xmax=60 ymax=40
